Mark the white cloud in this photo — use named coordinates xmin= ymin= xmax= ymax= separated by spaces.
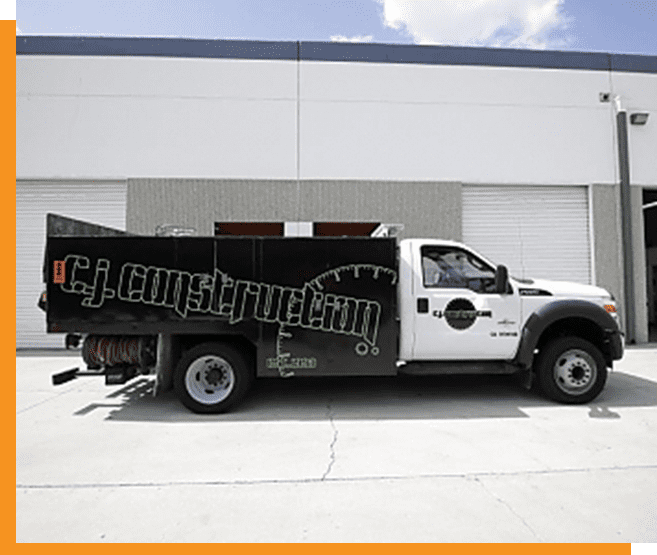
xmin=16 ymin=24 xmax=22 ymax=34
xmin=330 ymin=35 xmax=374 ymax=43
xmin=376 ymin=0 xmax=570 ymax=49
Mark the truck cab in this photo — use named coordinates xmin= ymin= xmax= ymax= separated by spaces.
xmin=398 ymin=239 xmax=624 ymax=404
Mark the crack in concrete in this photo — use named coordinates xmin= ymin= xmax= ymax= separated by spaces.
xmin=16 ymin=385 xmax=88 ymax=415
xmin=473 ymin=475 xmax=543 ymax=541
xmin=17 ymin=463 xmax=657 ymax=490
xmin=321 ymin=402 xmax=338 ymax=481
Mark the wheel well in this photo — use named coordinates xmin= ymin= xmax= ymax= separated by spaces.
xmin=535 ymin=317 xmax=610 ymax=365
xmin=173 ymin=334 xmax=257 ymax=368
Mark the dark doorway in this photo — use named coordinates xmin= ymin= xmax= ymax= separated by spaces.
xmin=215 ymin=222 xmax=284 ymax=236
xmin=313 ymin=222 xmax=380 ymax=236
xmin=643 ymin=189 xmax=657 ymax=341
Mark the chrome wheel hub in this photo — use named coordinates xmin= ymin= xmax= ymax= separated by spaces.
xmin=185 ymin=355 xmax=235 ymax=404
xmin=553 ymin=349 xmax=597 ymax=395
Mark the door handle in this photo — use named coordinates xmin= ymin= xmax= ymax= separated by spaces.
xmin=417 ymin=297 xmax=429 ymax=313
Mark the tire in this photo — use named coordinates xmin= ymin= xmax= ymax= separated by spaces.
xmin=535 ymin=337 xmax=607 ymax=404
xmin=173 ymin=342 xmax=254 ymax=414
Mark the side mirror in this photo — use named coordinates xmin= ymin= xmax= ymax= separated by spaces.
xmin=495 ymin=264 xmax=509 ymax=294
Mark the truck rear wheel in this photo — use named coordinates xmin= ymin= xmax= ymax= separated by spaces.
xmin=535 ymin=337 xmax=607 ymax=404
xmin=173 ymin=343 xmax=253 ymax=414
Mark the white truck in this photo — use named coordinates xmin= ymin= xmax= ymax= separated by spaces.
xmin=44 ymin=216 xmax=624 ymax=413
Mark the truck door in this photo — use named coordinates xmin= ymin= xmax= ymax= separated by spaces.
xmin=412 ymin=244 xmax=521 ymax=360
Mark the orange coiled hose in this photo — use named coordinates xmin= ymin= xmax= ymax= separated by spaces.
xmin=83 ymin=336 xmax=145 ymax=367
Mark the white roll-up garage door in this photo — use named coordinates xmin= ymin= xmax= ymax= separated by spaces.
xmin=462 ymin=185 xmax=592 ymax=285
xmin=16 ymin=181 xmax=126 ymax=349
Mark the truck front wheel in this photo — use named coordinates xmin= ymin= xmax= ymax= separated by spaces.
xmin=174 ymin=343 xmax=253 ymax=413
xmin=536 ymin=337 xmax=607 ymax=404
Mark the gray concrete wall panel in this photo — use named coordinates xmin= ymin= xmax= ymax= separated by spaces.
xmin=299 ymin=180 xmax=462 ymax=240
xmin=128 ymin=179 xmax=299 ymax=235
xmin=127 ymin=179 xmax=462 ymax=241
xmin=591 ymin=184 xmax=625 ymax=330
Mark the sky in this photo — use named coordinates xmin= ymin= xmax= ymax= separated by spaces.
xmin=15 ymin=0 xmax=657 ymax=56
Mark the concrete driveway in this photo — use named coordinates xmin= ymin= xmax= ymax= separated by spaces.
xmin=16 ymin=346 xmax=657 ymax=542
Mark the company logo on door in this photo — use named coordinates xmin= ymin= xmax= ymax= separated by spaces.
xmin=435 ymin=298 xmax=492 ymax=330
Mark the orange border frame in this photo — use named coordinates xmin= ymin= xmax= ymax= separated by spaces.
xmin=5 ymin=15 xmax=17 ymax=548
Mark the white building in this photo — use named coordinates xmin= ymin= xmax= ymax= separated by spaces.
xmin=16 ymin=36 xmax=657 ymax=347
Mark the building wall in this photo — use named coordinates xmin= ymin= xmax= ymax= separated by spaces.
xmin=16 ymin=40 xmax=657 ymax=343
xmin=16 ymin=56 xmax=298 ymax=180
xmin=299 ymin=63 xmax=616 ymax=184
xmin=611 ymin=72 xmax=657 ymax=187
xmin=17 ymin=54 xmax=633 ymax=186
xmin=127 ymin=178 xmax=462 ymax=241
xmin=611 ymin=70 xmax=655 ymax=340
xmin=591 ymin=183 xmax=624 ymax=328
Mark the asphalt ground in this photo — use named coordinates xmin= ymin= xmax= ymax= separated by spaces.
xmin=16 ymin=346 xmax=657 ymax=542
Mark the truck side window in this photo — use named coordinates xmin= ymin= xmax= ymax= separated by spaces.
xmin=421 ymin=246 xmax=496 ymax=292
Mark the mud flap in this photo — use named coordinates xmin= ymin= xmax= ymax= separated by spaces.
xmin=153 ymin=334 xmax=174 ymax=396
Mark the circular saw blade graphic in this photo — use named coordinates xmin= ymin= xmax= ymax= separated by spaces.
xmin=274 ymin=324 xmax=295 ymax=378
xmin=274 ymin=264 xmax=397 ymax=376
xmin=306 ymin=264 xmax=397 ymax=292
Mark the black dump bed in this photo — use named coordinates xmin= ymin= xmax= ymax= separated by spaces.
xmin=45 ymin=216 xmax=398 ymax=377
